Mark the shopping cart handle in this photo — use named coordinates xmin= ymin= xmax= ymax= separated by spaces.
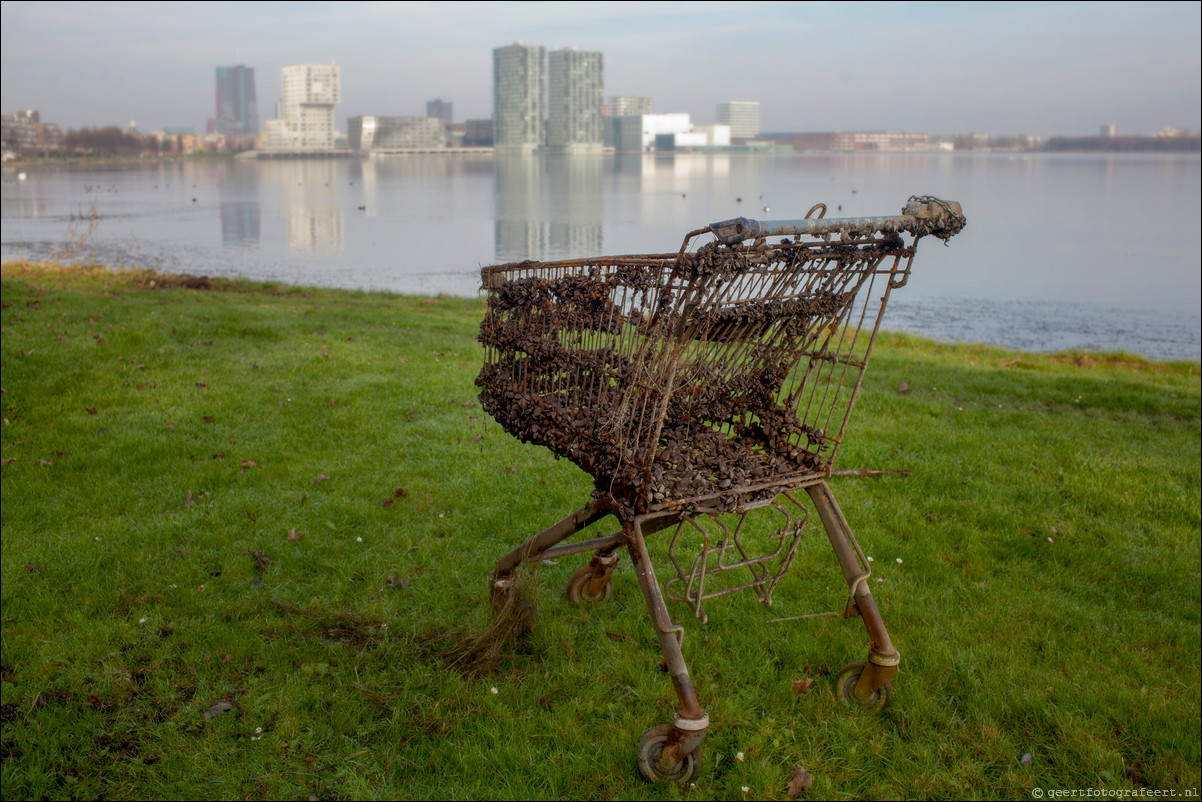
xmin=709 ymin=198 xmax=964 ymax=245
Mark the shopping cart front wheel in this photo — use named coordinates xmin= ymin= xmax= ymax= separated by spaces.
xmin=836 ymin=660 xmax=895 ymax=712
xmin=637 ymin=725 xmax=702 ymax=783
xmin=565 ymin=565 xmax=615 ymax=603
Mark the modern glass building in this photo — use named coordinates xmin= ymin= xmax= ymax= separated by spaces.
xmin=348 ymin=116 xmax=446 ymax=151
xmin=214 ymin=65 xmax=259 ymax=136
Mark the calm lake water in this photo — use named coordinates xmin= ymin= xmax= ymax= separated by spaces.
xmin=2 ymin=152 xmax=1199 ymax=362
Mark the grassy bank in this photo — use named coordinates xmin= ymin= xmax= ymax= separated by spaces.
xmin=2 ymin=261 xmax=1199 ymax=801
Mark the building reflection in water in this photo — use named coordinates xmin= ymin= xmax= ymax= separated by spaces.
xmin=215 ymin=160 xmax=260 ymax=245
xmin=0 ymin=195 xmax=47 ymax=218
xmin=220 ymin=201 xmax=260 ymax=244
xmin=494 ymin=156 xmax=544 ymax=262
xmin=547 ymin=154 xmax=602 ymax=257
xmin=260 ymin=160 xmax=345 ymax=255
xmin=493 ymin=154 xmax=602 ymax=262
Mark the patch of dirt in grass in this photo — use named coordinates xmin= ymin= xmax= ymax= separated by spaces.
xmin=268 ymin=601 xmax=386 ymax=647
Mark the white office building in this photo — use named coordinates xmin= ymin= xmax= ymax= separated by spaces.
xmin=265 ymin=64 xmax=341 ymax=150
xmin=716 ymin=101 xmax=760 ymax=139
xmin=609 ymin=96 xmax=652 ymax=117
xmin=493 ymin=43 xmax=546 ymax=152
xmin=613 ymin=113 xmax=692 ymax=152
xmin=547 ymin=48 xmax=603 ymax=152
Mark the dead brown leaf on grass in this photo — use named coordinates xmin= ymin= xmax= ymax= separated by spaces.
xmin=240 ymin=459 xmax=259 ymax=468
xmin=287 ymin=528 xmax=306 ymax=542
xmin=791 ymin=677 xmax=815 ymax=694
xmin=787 ymin=765 xmax=814 ymax=797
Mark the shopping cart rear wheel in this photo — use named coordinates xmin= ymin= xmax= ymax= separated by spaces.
xmin=835 ymin=661 xmax=893 ymax=712
xmin=637 ymin=724 xmax=701 ymax=783
xmin=565 ymin=566 xmax=614 ymax=604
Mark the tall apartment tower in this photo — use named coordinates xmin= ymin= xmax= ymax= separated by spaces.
xmin=493 ymin=43 xmax=546 ymax=152
xmin=214 ymin=65 xmax=259 ymax=136
xmin=716 ymin=101 xmax=761 ymax=139
xmin=547 ymin=48 xmax=603 ymax=152
xmin=265 ymin=63 xmax=341 ymax=150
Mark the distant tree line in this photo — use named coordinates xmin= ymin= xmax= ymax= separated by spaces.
xmin=64 ymin=126 xmax=159 ymax=156
xmin=1043 ymin=136 xmax=1200 ymax=153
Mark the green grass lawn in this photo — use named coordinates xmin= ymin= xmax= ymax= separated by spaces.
xmin=2 ymin=261 xmax=1199 ymax=801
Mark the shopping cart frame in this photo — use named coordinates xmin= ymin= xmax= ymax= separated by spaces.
xmin=475 ymin=197 xmax=966 ymax=782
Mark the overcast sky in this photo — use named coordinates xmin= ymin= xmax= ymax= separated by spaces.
xmin=2 ymin=1 xmax=1199 ymax=137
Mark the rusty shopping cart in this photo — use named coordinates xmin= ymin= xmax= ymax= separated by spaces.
xmin=475 ymin=196 xmax=966 ymax=782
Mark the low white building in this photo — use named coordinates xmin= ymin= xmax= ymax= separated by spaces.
xmin=614 ymin=113 xmax=693 ymax=151
xmin=348 ymin=116 xmax=445 ymax=151
xmin=691 ymin=125 xmax=731 ymax=147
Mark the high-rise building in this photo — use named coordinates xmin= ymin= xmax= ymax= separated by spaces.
xmin=427 ymin=99 xmax=453 ymax=128
xmin=214 ymin=65 xmax=259 ymax=136
xmin=716 ymin=101 xmax=760 ymax=139
xmin=493 ymin=43 xmax=545 ymax=152
xmin=547 ymin=48 xmax=603 ymax=152
xmin=265 ymin=63 xmax=340 ymax=151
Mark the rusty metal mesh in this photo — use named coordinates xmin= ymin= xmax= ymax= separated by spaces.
xmin=477 ymin=226 xmax=919 ymax=515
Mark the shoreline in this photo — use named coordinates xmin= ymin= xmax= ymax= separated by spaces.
xmin=4 ymin=258 xmax=1198 ymax=370
xmin=5 ymin=145 xmax=1200 ymax=170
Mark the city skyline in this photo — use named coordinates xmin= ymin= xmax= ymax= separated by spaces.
xmin=1 ymin=1 xmax=1199 ymax=138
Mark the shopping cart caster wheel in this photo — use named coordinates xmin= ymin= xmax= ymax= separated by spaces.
xmin=835 ymin=661 xmax=893 ymax=712
xmin=565 ymin=566 xmax=613 ymax=604
xmin=636 ymin=725 xmax=701 ymax=783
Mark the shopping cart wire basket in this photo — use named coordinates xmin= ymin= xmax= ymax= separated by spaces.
xmin=474 ymin=196 xmax=966 ymax=782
